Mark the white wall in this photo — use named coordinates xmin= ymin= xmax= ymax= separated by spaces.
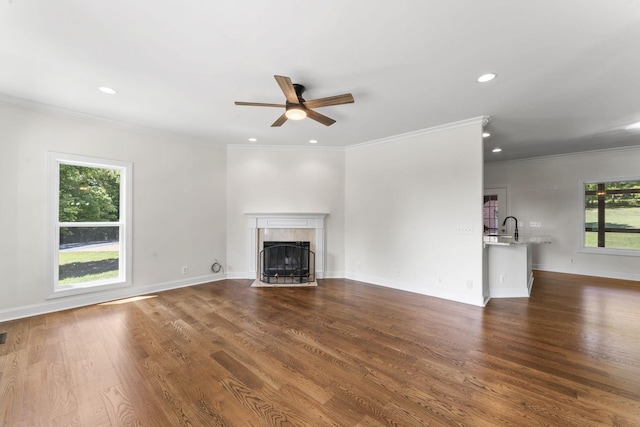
xmin=0 ymin=103 xmax=227 ymax=320
xmin=226 ymin=146 xmax=346 ymax=278
xmin=484 ymin=147 xmax=640 ymax=281
xmin=344 ymin=120 xmax=486 ymax=306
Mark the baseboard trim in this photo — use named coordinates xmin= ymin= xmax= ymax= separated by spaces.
xmin=533 ymin=264 xmax=640 ymax=282
xmin=0 ymin=274 xmax=226 ymax=322
xmin=488 ymin=288 xmax=531 ymax=298
xmin=344 ymin=272 xmax=486 ymax=307
xmin=225 ymin=272 xmax=249 ymax=280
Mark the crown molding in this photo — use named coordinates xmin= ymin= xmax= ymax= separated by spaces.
xmin=484 ymin=144 xmax=640 ymax=166
xmin=346 ymin=116 xmax=490 ymax=151
xmin=227 ymin=144 xmax=344 ymax=152
xmin=1 ymin=94 xmax=489 ymax=153
xmin=0 ymin=94 xmax=223 ymax=148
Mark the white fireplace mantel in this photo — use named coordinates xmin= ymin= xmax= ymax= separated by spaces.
xmin=246 ymin=213 xmax=327 ymax=280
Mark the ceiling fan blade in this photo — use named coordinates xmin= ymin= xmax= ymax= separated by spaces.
xmin=271 ymin=113 xmax=288 ymax=127
xmin=274 ymin=75 xmax=300 ymax=104
xmin=303 ymin=93 xmax=354 ymax=109
xmin=306 ymin=109 xmax=336 ymax=126
xmin=235 ymin=101 xmax=286 ymax=108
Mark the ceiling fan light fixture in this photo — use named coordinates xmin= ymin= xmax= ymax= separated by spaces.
xmin=285 ymin=106 xmax=307 ymax=120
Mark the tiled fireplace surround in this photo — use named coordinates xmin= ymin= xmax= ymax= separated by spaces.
xmin=246 ymin=213 xmax=327 ymax=280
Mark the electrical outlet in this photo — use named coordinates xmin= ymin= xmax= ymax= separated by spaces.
xmin=518 ymin=221 xmax=524 ymax=227
xmin=181 ymin=266 xmax=188 ymax=275
xmin=437 ymin=276 xmax=443 ymax=284
xmin=529 ymin=221 xmax=542 ymax=228
xmin=457 ymin=226 xmax=473 ymax=234
xmin=499 ymin=274 xmax=507 ymax=283
xmin=466 ymin=280 xmax=473 ymax=289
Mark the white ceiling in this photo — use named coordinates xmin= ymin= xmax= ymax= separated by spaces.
xmin=2 ymin=1 xmax=640 ymax=162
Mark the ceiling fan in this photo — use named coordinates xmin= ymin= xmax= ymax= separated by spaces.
xmin=235 ymin=75 xmax=354 ymax=127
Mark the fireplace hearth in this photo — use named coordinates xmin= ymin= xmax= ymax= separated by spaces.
xmin=260 ymin=241 xmax=315 ymax=284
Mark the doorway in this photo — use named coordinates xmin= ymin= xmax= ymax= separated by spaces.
xmin=484 ymin=187 xmax=508 ymax=234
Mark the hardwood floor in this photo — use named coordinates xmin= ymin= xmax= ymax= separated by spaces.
xmin=1 ymin=271 xmax=639 ymax=426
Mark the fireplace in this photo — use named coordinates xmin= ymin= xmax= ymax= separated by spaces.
xmin=246 ymin=213 xmax=327 ymax=281
xmin=260 ymin=241 xmax=315 ymax=284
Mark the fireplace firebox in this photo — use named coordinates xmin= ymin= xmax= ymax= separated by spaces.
xmin=260 ymin=241 xmax=315 ymax=284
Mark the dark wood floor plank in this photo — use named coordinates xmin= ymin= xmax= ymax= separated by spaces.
xmin=1 ymin=271 xmax=640 ymax=425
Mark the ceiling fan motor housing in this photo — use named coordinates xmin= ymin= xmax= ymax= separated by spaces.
xmin=292 ymin=84 xmax=306 ymax=103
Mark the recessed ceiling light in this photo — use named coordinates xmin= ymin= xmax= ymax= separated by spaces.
xmin=98 ymin=86 xmax=117 ymax=95
xmin=248 ymin=138 xmax=257 ymax=142
xmin=625 ymin=121 xmax=640 ymax=130
xmin=482 ymin=132 xmax=491 ymax=138
xmin=309 ymin=139 xmax=318 ymax=144
xmin=477 ymin=73 xmax=497 ymax=83
xmin=492 ymin=148 xmax=502 ymax=153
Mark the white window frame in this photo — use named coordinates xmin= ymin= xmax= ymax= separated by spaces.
xmin=579 ymin=176 xmax=640 ymax=257
xmin=48 ymin=152 xmax=133 ymax=298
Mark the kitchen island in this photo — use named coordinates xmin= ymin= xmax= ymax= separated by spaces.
xmin=484 ymin=235 xmax=551 ymax=298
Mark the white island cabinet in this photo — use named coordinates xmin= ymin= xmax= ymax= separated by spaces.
xmin=485 ymin=236 xmax=551 ymax=298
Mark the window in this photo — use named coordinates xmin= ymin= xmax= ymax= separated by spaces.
xmin=49 ymin=153 xmax=132 ymax=296
xmin=583 ymin=179 xmax=640 ymax=254
xmin=483 ymin=194 xmax=499 ymax=233
xmin=483 ymin=187 xmax=508 ymax=234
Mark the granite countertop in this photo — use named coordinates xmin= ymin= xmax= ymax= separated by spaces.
xmin=483 ymin=234 xmax=552 ymax=246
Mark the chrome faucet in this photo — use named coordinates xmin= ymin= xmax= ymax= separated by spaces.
xmin=502 ymin=216 xmax=519 ymax=240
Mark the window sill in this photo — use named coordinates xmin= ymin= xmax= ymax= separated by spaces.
xmin=48 ymin=280 xmax=131 ymax=299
